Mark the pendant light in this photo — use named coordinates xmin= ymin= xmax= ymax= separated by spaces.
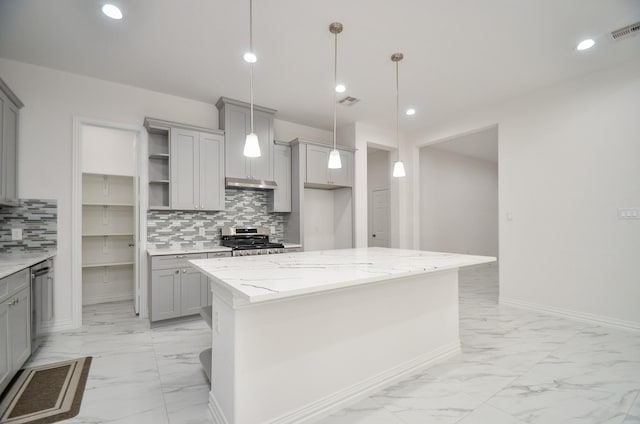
xmin=243 ymin=0 xmax=261 ymax=158
xmin=327 ymin=22 xmax=343 ymax=169
xmin=391 ymin=53 xmax=406 ymax=178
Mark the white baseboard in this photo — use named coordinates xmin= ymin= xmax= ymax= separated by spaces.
xmin=208 ymin=340 xmax=461 ymax=424
xmin=500 ymin=297 xmax=640 ymax=333
xmin=209 ymin=392 xmax=229 ymax=424
xmin=40 ymin=318 xmax=75 ymax=333
xmin=82 ymin=293 xmax=134 ymax=306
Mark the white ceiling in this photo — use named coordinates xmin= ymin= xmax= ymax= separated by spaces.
xmin=0 ymin=0 xmax=638 ymax=136
xmin=430 ymin=126 xmax=498 ymax=163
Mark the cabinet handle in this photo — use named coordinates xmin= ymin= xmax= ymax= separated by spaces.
xmin=183 ymin=269 xmax=187 ymax=273
xmin=175 ymin=270 xmax=180 ymax=274
xmin=195 ymin=205 xmax=199 ymax=209
xmin=175 ymin=255 xmax=186 ymax=258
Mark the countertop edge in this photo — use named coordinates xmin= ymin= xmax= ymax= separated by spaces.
xmin=0 ymin=250 xmax=57 ymax=279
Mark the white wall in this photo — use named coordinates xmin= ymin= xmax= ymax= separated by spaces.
xmin=419 ymin=147 xmax=498 ymax=257
xmin=413 ymin=57 xmax=640 ymax=329
xmin=82 ymin=125 xmax=136 ymax=176
xmin=0 ymin=58 xmax=338 ymax=330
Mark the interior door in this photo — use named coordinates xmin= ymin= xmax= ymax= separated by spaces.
xmin=370 ymin=189 xmax=390 ymax=247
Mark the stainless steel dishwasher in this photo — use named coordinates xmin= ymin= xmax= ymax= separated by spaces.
xmin=30 ymin=259 xmax=54 ymax=353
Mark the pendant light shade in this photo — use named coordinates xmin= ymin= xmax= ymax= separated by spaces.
xmin=328 ymin=22 xmax=343 ymax=169
xmin=392 ymin=160 xmax=406 ymax=177
xmin=328 ymin=149 xmax=342 ymax=169
xmin=391 ymin=52 xmax=406 ymax=178
xmin=244 ymin=133 xmax=260 ymax=157
xmin=243 ymin=0 xmax=261 ymax=158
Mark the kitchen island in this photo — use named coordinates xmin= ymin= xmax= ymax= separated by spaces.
xmin=190 ymin=247 xmax=495 ymax=424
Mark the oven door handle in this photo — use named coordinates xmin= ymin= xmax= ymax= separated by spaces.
xmin=32 ymin=267 xmax=51 ymax=278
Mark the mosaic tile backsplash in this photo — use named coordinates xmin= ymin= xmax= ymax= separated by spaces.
xmin=0 ymin=199 xmax=58 ymax=253
xmin=147 ymin=189 xmax=286 ymax=249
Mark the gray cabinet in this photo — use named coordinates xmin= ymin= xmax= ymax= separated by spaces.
xmin=0 ymin=269 xmax=31 ymax=394
xmin=216 ymin=97 xmax=276 ymax=182
xmin=0 ymin=77 xmax=23 ymax=204
xmin=170 ymin=128 xmax=225 ymax=211
xmin=145 ymin=117 xmax=224 ymax=211
xmin=150 ymin=268 xmax=181 ymax=321
xmin=268 ymin=143 xmax=292 ymax=213
xmin=306 ymin=144 xmax=353 ymax=188
xmin=149 ymin=253 xmax=217 ymax=323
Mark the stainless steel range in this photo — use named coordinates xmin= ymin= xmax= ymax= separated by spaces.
xmin=221 ymin=227 xmax=285 ymax=256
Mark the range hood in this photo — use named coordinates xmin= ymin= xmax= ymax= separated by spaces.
xmin=225 ymin=177 xmax=277 ymax=190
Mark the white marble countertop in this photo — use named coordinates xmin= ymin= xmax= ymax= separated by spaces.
xmin=190 ymin=247 xmax=495 ymax=304
xmin=147 ymin=246 xmax=232 ymax=256
xmin=147 ymin=244 xmax=302 ymax=256
xmin=0 ymin=250 xmax=57 ymax=279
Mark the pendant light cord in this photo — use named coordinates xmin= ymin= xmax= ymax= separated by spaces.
xmin=249 ymin=0 xmax=254 ymax=134
xmin=333 ymin=31 xmax=338 ymax=150
xmin=395 ymin=60 xmax=400 ymax=161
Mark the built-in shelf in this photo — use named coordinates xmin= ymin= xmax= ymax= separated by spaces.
xmin=82 ymin=202 xmax=134 ymax=207
xmin=82 ymin=261 xmax=135 ymax=269
xmin=82 ymin=172 xmax=136 ymax=306
xmin=82 ymin=233 xmax=134 ymax=237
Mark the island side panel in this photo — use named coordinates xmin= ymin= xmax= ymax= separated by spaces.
xmin=214 ymin=269 xmax=461 ymax=424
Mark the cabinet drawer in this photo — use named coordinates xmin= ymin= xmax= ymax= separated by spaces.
xmin=151 ymin=253 xmax=206 ymax=270
xmin=207 ymin=252 xmax=232 ymax=258
xmin=0 ymin=269 xmax=29 ymax=303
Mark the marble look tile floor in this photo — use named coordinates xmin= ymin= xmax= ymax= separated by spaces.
xmin=25 ymin=263 xmax=640 ymax=424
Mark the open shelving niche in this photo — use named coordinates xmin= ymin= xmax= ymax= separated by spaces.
xmin=81 ymin=173 xmax=135 ymax=305
xmin=146 ymin=121 xmax=171 ymax=209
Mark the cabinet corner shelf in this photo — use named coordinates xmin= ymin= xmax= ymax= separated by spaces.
xmin=82 ymin=261 xmax=135 ymax=269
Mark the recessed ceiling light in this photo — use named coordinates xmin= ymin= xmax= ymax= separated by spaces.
xmin=576 ymin=38 xmax=595 ymax=51
xmin=101 ymin=4 xmax=123 ymax=20
xmin=243 ymin=52 xmax=257 ymax=63
xmin=406 ymin=108 xmax=416 ymax=116
xmin=335 ymin=84 xmax=346 ymax=93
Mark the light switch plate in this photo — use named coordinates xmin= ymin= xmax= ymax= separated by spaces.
xmin=199 ymin=227 xmax=206 ymax=236
xmin=618 ymin=208 xmax=640 ymax=220
xmin=11 ymin=228 xmax=23 ymax=241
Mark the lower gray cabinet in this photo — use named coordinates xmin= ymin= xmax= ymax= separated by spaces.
xmin=0 ymin=269 xmax=31 ymax=394
xmin=150 ymin=268 xmax=181 ymax=321
xmin=180 ymin=268 xmax=207 ymax=316
xmin=149 ymin=252 xmax=230 ymax=323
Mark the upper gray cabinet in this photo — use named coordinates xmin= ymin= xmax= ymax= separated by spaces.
xmin=145 ymin=117 xmax=225 ymax=211
xmin=305 ymin=144 xmax=354 ymax=188
xmin=216 ymin=97 xmax=276 ymax=182
xmin=268 ymin=142 xmax=292 ymax=213
xmin=0 ymin=78 xmax=23 ymax=205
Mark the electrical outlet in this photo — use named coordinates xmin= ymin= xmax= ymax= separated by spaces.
xmin=11 ymin=228 xmax=23 ymax=241
xmin=199 ymin=227 xmax=206 ymax=236
xmin=270 ymin=226 xmax=276 ymax=234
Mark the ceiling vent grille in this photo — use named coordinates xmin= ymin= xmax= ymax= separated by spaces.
xmin=610 ymin=21 xmax=640 ymax=40
xmin=337 ymin=96 xmax=360 ymax=106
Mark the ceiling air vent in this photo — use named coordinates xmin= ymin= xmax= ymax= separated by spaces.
xmin=610 ymin=21 xmax=640 ymax=40
xmin=337 ymin=96 xmax=360 ymax=106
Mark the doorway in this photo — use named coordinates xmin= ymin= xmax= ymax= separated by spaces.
xmin=367 ymin=147 xmax=391 ymax=247
xmin=72 ymin=118 xmax=147 ymax=328
xmin=418 ymin=126 xmax=498 ymax=257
